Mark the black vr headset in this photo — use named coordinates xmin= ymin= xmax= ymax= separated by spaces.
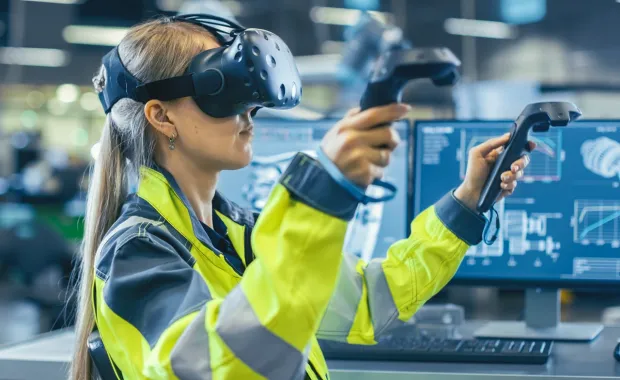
xmin=98 ymin=14 xmax=303 ymax=118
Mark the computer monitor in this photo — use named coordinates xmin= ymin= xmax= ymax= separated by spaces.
xmin=218 ymin=118 xmax=411 ymax=262
xmin=412 ymin=119 xmax=620 ymax=341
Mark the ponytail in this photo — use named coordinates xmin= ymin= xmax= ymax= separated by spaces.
xmin=70 ymin=16 xmax=218 ymax=379
xmin=71 ymin=116 xmax=127 ymax=380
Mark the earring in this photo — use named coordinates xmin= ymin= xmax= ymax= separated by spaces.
xmin=168 ymin=133 xmax=176 ymax=150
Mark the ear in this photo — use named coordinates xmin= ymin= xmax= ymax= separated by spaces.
xmin=144 ymin=100 xmax=176 ymax=138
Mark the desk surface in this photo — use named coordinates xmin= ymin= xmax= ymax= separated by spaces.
xmin=1 ymin=322 xmax=619 ymax=380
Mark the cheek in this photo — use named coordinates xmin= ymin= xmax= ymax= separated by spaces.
xmin=187 ymin=126 xmax=234 ymax=152
xmin=183 ymin=122 xmax=252 ymax=166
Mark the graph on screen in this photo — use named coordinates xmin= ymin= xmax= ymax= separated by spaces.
xmin=574 ymin=199 xmax=620 ymax=248
xmin=415 ymin=120 xmax=620 ymax=283
xmin=459 ymin=128 xmax=563 ymax=182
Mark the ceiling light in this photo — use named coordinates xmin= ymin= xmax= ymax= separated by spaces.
xmin=0 ymin=47 xmax=70 ymax=67
xmin=444 ymin=18 xmax=517 ymax=39
xmin=57 ymin=84 xmax=80 ymax=103
xmin=310 ymin=6 xmax=393 ymax=26
xmin=21 ymin=0 xmax=85 ymax=4
xmin=158 ymin=0 xmax=242 ymax=16
xmin=157 ymin=0 xmax=183 ymax=10
xmin=63 ymin=25 xmax=129 ymax=46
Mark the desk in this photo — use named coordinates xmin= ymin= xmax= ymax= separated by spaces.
xmin=1 ymin=322 xmax=619 ymax=380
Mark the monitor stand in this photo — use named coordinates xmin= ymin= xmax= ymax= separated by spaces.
xmin=474 ymin=288 xmax=603 ymax=342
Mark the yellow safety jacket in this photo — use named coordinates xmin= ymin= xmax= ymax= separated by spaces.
xmin=93 ymin=152 xmax=485 ymax=380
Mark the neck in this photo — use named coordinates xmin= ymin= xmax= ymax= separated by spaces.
xmin=158 ymin=155 xmax=219 ymax=228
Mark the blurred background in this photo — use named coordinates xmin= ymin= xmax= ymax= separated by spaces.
xmin=2 ymin=0 xmax=620 ymax=346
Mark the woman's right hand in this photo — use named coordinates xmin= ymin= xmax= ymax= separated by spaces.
xmin=320 ymin=103 xmax=411 ymax=187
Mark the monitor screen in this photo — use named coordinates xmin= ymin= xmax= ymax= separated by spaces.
xmin=413 ymin=120 xmax=620 ymax=286
xmin=218 ymin=118 xmax=410 ymax=262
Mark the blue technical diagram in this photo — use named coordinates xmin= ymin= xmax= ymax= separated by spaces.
xmin=413 ymin=120 xmax=620 ymax=283
xmin=217 ymin=119 xmax=410 ymax=262
xmin=459 ymin=128 xmax=563 ymax=182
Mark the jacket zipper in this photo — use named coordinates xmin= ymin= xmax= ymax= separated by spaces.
xmin=220 ymin=227 xmax=254 ymax=277
xmin=221 ymin=253 xmax=244 ymax=276
xmin=244 ymin=226 xmax=256 ymax=267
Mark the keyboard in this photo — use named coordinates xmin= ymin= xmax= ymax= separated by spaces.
xmin=319 ymin=336 xmax=553 ymax=365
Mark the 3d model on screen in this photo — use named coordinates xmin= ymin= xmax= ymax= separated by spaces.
xmin=243 ymin=151 xmax=385 ymax=260
xmin=343 ymin=185 xmax=385 ymax=262
xmin=242 ymin=151 xmax=304 ymax=210
xmin=581 ymin=137 xmax=620 ymax=180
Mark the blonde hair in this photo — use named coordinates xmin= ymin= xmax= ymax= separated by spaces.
xmin=71 ymin=17 xmax=217 ymax=380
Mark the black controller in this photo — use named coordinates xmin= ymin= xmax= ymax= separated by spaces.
xmin=360 ymin=47 xmax=461 ymax=110
xmin=477 ymin=102 xmax=582 ymax=214
xmin=349 ymin=48 xmax=460 ymax=202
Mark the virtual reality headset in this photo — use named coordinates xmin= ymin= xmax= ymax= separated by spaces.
xmin=98 ymin=14 xmax=303 ymax=118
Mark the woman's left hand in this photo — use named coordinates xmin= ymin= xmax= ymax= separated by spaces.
xmin=454 ymin=133 xmax=536 ymax=211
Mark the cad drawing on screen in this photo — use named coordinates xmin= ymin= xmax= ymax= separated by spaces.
xmin=242 ymin=151 xmax=386 ymax=262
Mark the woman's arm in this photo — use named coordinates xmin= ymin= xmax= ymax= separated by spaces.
xmin=317 ymin=191 xmax=484 ymax=344
xmin=96 ymin=153 xmax=360 ymax=379
xmin=317 ymin=133 xmax=533 ymax=344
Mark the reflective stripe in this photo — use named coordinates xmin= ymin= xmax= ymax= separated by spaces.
xmin=216 ymin=286 xmax=306 ymax=380
xmin=317 ymin=254 xmax=363 ymax=341
xmin=96 ymin=216 xmax=166 ymax=259
xmin=319 ymin=256 xmax=405 ymax=340
xmin=170 ymin=307 xmax=212 ymax=380
xmin=366 ymin=260 xmax=402 ymax=335
xmin=299 ymin=344 xmax=312 ymax=379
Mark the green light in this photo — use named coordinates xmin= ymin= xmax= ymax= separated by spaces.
xmin=73 ymin=128 xmax=89 ymax=147
xmin=20 ymin=110 xmax=39 ymax=129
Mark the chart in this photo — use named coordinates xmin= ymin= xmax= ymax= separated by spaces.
xmin=574 ymin=199 xmax=620 ymax=248
xmin=459 ymin=129 xmax=563 ymax=182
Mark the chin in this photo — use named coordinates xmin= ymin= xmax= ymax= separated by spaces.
xmin=224 ymin=152 xmax=253 ymax=170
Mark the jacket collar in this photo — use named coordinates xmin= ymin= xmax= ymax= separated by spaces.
xmin=136 ymin=164 xmax=255 ymax=254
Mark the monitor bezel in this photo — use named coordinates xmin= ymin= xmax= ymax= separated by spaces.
xmin=409 ymin=119 xmax=620 ymax=289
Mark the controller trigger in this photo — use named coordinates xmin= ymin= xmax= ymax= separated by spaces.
xmin=525 ymin=141 xmax=534 ymax=153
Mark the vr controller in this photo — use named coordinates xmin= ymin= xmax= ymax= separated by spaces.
xmin=317 ymin=47 xmax=461 ymax=204
xmin=359 ymin=47 xmax=461 ymax=110
xmin=477 ymin=102 xmax=582 ymax=214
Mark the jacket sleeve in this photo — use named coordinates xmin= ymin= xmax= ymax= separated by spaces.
xmin=95 ymin=153 xmax=361 ymax=380
xmin=317 ymin=190 xmax=486 ymax=344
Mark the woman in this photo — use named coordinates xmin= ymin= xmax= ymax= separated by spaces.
xmin=71 ymin=16 xmax=531 ymax=380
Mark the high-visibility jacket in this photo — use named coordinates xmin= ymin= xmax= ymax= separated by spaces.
xmin=93 ymin=152 xmax=485 ymax=380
